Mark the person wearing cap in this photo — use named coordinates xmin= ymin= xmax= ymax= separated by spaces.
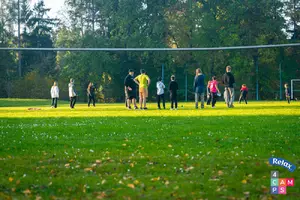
xmin=124 ymin=69 xmax=138 ymax=109
xmin=134 ymin=69 xmax=151 ymax=109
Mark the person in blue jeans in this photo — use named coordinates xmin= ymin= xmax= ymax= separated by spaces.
xmin=193 ymin=68 xmax=205 ymax=109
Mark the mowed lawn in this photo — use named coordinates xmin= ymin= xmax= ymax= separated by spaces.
xmin=0 ymin=99 xmax=299 ymax=199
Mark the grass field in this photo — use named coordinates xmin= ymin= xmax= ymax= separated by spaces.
xmin=0 ymin=99 xmax=299 ymax=199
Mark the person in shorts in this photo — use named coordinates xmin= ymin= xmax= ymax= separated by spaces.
xmin=124 ymin=69 xmax=138 ymax=109
xmin=134 ymin=69 xmax=151 ymax=109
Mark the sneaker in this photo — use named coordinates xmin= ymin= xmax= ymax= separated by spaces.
xmin=230 ymin=105 xmax=235 ymax=108
xmin=143 ymin=107 xmax=148 ymax=110
xmin=140 ymin=107 xmax=143 ymax=110
xmin=212 ymin=106 xmax=216 ymax=108
xmin=134 ymin=106 xmax=138 ymax=110
xmin=128 ymin=106 xmax=132 ymax=110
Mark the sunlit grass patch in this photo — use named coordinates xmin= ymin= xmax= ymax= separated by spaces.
xmin=0 ymin=99 xmax=299 ymax=199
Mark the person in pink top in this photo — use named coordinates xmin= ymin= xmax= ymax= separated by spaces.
xmin=209 ymin=76 xmax=221 ymax=108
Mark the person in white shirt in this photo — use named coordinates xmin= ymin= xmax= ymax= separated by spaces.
xmin=156 ymin=77 xmax=166 ymax=109
xmin=68 ymin=78 xmax=77 ymax=109
xmin=50 ymin=81 xmax=59 ymax=108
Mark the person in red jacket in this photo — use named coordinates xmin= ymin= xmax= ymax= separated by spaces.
xmin=239 ymin=84 xmax=248 ymax=104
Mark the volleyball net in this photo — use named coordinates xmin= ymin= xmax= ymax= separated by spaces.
xmin=0 ymin=43 xmax=300 ymax=102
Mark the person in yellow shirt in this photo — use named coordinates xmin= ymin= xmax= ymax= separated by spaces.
xmin=134 ymin=69 xmax=151 ymax=109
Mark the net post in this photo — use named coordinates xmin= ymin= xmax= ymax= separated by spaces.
xmin=279 ymin=63 xmax=282 ymax=100
xmin=291 ymin=80 xmax=293 ymax=100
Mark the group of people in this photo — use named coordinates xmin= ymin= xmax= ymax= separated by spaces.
xmin=124 ymin=65 xmax=250 ymax=110
xmin=49 ymin=65 xmax=292 ymax=109
xmin=50 ymin=78 xmax=96 ymax=109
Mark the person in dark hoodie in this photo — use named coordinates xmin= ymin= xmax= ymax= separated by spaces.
xmin=222 ymin=66 xmax=235 ymax=108
xmin=194 ymin=68 xmax=205 ymax=109
xmin=87 ymin=82 xmax=96 ymax=107
xmin=169 ymin=75 xmax=179 ymax=110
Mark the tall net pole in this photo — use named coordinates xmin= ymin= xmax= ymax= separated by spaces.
xmin=17 ymin=0 xmax=22 ymax=77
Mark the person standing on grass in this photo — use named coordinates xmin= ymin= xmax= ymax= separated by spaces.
xmin=239 ymin=84 xmax=248 ymax=104
xmin=124 ymin=69 xmax=138 ymax=109
xmin=222 ymin=66 xmax=235 ymax=108
xmin=284 ymin=83 xmax=291 ymax=104
xmin=209 ymin=76 xmax=221 ymax=108
xmin=194 ymin=68 xmax=205 ymax=109
xmin=156 ymin=77 xmax=166 ymax=109
xmin=206 ymin=80 xmax=212 ymax=105
xmin=87 ymin=82 xmax=96 ymax=107
xmin=50 ymin=81 xmax=59 ymax=108
xmin=134 ymin=69 xmax=151 ymax=109
xmin=68 ymin=78 xmax=77 ymax=109
xmin=169 ymin=75 xmax=179 ymax=110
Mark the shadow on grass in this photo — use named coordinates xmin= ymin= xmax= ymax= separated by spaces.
xmin=0 ymin=99 xmax=69 ymax=107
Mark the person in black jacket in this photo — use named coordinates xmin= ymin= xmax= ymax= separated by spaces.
xmin=169 ymin=75 xmax=179 ymax=110
xmin=222 ymin=66 xmax=235 ymax=108
xmin=124 ymin=69 xmax=138 ymax=109
xmin=87 ymin=82 xmax=96 ymax=107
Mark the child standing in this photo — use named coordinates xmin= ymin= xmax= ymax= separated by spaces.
xmin=206 ymin=80 xmax=211 ymax=105
xmin=284 ymin=83 xmax=291 ymax=104
xmin=50 ymin=81 xmax=59 ymax=108
xmin=209 ymin=76 xmax=220 ymax=108
xmin=156 ymin=77 xmax=166 ymax=109
xmin=239 ymin=84 xmax=248 ymax=104
xmin=169 ymin=75 xmax=179 ymax=110
xmin=69 ymin=78 xmax=77 ymax=109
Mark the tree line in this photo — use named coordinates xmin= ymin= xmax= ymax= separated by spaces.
xmin=0 ymin=0 xmax=299 ymax=101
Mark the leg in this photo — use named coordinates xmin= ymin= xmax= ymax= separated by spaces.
xmin=70 ymin=97 xmax=73 ymax=108
xmin=92 ymin=96 xmax=96 ymax=106
xmin=239 ymin=93 xmax=243 ymax=103
xmin=170 ymin=95 xmax=174 ymax=109
xmin=51 ymin=98 xmax=55 ymax=107
xmin=224 ymin=88 xmax=229 ymax=107
xmin=127 ymin=98 xmax=131 ymax=109
xmin=143 ymin=97 xmax=147 ymax=108
xmin=229 ymin=87 xmax=235 ymax=107
xmin=195 ymin=93 xmax=199 ymax=108
xmin=72 ymin=96 xmax=77 ymax=108
xmin=200 ymin=93 xmax=204 ymax=108
xmin=207 ymin=93 xmax=211 ymax=105
xmin=88 ymin=96 xmax=91 ymax=107
xmin=175 ymin=95 xmax=178 ymax=109
xmin=143 ymin=88 xmax=148 ymax=108
xmin=132 ymin=98 xmax=137 ymax=108
xmin=157 ymin=95 xmax=161 ymax=109
xmin=212 ymin=93 xmax=217 ymax=107
xmin=139 ymin=92 xmax=143 ymax=108
xmin=162 ymin=94 xmax=166 ymax=109
xmin=54 ymin=98 xmax=58 ymax=108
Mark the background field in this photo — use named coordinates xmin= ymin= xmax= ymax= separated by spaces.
xmin=0 ymin=99 xmax=299 ymax=199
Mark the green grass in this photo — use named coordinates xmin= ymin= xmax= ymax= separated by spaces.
xmin=0 ymin=99 xmax=299 ymax=199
